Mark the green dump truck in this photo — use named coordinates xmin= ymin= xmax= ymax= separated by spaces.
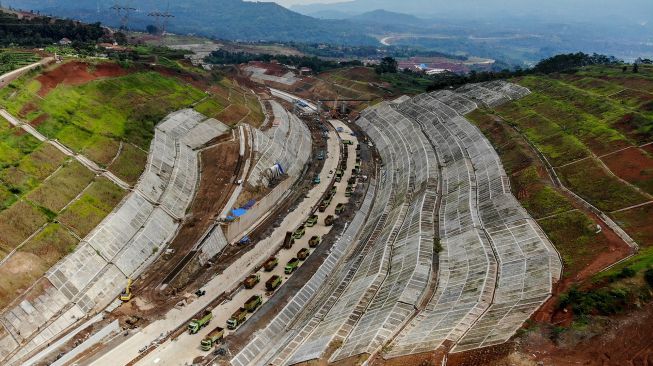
xmin=283 ymin=232 xmax=295 ymax=249
xmin=292 ymin=225 xmax=306 ymax=239
xmin=335 ymin=203 xmax=345 ymax=215
xmin=188 ymin=309 xmax=213 ymax=334
xmin=335 ymin=170 xmax=343 ymax=182
xmin=266 ymin=275 xmax=282 ymax=291
xmin=297 ymin=248 xmax=310 ymax=260
xmin=309 ymin=236 xmax=321 ymax=248
xmin=243 ymin=274 xmax=260 ymax=289
xmin=285 ymin=258 xmax=300 ymax=274
xmin=201 ymin=327 xmax=224 ymax=351
xmin=227 ymin=308 xmax=246 ymax=329
xmin=244 ymin=295 xmax=262 ymax=313
xmin=264 ymin=256 xmax=278 ymax=271
xmin=306 ymin=214 xmax=318 ymax=227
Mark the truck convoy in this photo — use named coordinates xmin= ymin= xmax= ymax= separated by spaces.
xmin=243 ymin=274 xmax=260 ymax=289
xmin=227 ymin=308 xmax=246 ymax=329
xmin=244 ymin=295 xmax=263 ymax=312
xmin=201 ymin=327 xmax=224 ymax=351
xmin=264 ymin=256 xmax=278 ymax=271
xmin=285 ymin=258 xmax=300 ymax=274
xmin=188 ymin=309 xmax=213 ymax=334
xmin=266 ymin=275 xmax=282 ymax=291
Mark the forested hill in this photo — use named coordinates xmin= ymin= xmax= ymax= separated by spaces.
xmin=2 ymin=0 xmax=377 ymax=45
xmin=0 ymin=10 xmax=104 ymax=46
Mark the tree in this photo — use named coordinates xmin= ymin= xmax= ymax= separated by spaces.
xmin=622 ymin=65 xmax=628 ymax=73
xmin=146 ymin=25 xmax=159 ymax=35
xmin=633 ymin=63 xmax=639 ymax=73
xmin=375 ymin=57 xmax=398 ymax=74
xmin=114 ymin=32 xmax=127 ymax=45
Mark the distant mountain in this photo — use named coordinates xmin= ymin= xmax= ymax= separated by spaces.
xmin=2 ymin=0 xmax=377 ymax=45
xmin=348 ymin=10 xmax=428 ymax=26
xmin=307 ymin=10 xmax=352 ymax=20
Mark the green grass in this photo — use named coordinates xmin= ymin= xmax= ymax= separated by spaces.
xmin=20 ymin=223 xmax=78 ymax=266
xmin=26 ymin=161 xmax=96 ymax=213
xmin=107 ymin=143 xmax=148 ymax=185
xmin=0 ymin=50 xmax=39 ymax=74
xmin=612 ymin=203 xmax=653 ymax=248
xmin=0 ymin=200 xmax=48 ymax=256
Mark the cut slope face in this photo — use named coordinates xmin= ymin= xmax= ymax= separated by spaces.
xmin=230 ymin=81 xmax=560 ymax=365
xmin=0 ymin=109 xmax=229 ymax=364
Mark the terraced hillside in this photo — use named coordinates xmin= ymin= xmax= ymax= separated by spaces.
xmin=0 ymin=59 xmax=265 ymax=362
xmin=462 ymin=65 xmax=653 ymax=365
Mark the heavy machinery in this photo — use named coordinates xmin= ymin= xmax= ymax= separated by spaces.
xmin=243 ymin=274 xmax=260 ymax=289
xmin=188 ymin=309 xmax=213 ymax=334
xmin=227 ymin=308 xmax=246 ymax=329
xmin=335 ymin=170 xmax=343 ymax=182
xmin=283 ymin=232 xmax=295 ymax=249
xmin=325 ymin=215 xmax=335 ymax=226
xmin=313 ymin=175 xmax=321 ymax=184
xmin=120 ymin=278 xmax=133 ymax=302
xmin=306 ymin=214 xmax=318 ymax=227
xmin=264 ymin=257 xmax=278 ymax=271
xmin=201 ymin=327 xmax=224 ymax=351
xmin=345 ymin=186 xmax=353 ymax=197
xmin=335 ymin=203 xmax=345 ymax=215
xmin=292 ymin=225 xmax=306 ymax=240
xmin=244 ymin=295 xmax=262 ymax=312
xmin=309 ymin=236 xmax=321 ymax=248
xmin=266 ymin=275 xmax=282 ymax=291
xmin=285 ymin=258 xmax=300 ymax=274
xmin=297 ymin=248 xmax=310 ymax=260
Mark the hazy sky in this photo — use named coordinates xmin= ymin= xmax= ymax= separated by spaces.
xmin=264 ymin=0 xmax=342 ymax=6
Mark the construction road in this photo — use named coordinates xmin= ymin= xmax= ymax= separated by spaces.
xmin=88 ymin=118 xmax=354 ymax=366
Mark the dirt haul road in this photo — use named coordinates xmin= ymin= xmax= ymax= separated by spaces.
xmin=88 ymin=119 xmax=341 ymax=366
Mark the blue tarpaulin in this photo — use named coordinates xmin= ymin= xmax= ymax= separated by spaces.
xmin=232 ymin=208 xmax=247 ymax=217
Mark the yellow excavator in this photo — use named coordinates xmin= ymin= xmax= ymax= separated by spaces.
xmin=120 ymin=278 xmax=133 ymax=302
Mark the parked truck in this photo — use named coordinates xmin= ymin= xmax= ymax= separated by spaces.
xmin=325 ymin=215 xmax=335 ymax=226
xmin=263 ymin=256 xmax=278 ymax=271
xmin=201 ymin=327 xmax=224 ymax=351
xmin=297 ymin=248 xmax=310 ymax=260
xmin=292 ymin=225 xmax=306 ymax=239
xmin=335 ymin=170 xmax=343 ymax=182
xmin=243 ymin=274 xmax=260 ymax=289
xmin=244 ymin=295 xmax=262 ymax=313
xmin=283 ymin=232 xmax=295 ymax=249
xmin=266 ymin=275 xmax=282 ymax=291
xmin=306 ymin=214 xmax=318 ymax=227
xmin=309 ymin=236 xmax=321 ymax=248
xmin=285 ymin=258 xmax=300 ymax=274
xmin=227 ymin=308 xmax=246 ymax=329
xmin=188 ymin=309 xmax=213 ymax=334
xmin=335 ymin=203 xmax=345 ymax=215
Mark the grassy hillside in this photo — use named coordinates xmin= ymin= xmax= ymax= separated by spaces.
xmin=0 ymin=50 xmax=39 ymax=74
xmin=468 ymin=64 xmax=653 ymax=324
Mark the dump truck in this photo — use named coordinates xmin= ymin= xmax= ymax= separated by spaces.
xmin=309 ymin=236 xmax=321 ymax=248
xmin=343 ymin=139 xmax=353 ymax=145
xmin=306 ymin=214 xmax=318 ymax=227
xmin=266 ymin=275 xmax=282 ymax=291
xmin=283 ymin=232 xmax=295 ymax=249
xmin=119 ymin=278 xmax=133 ymax=302
xmin=297 ymin=248 xmax=310 ymax=260
xmin=227 ymin=308 xmax=246 ymax=329
xmin=244 ymin=295 xmax=262 ymax=313
xmin=335 ymin=203 xmax=345 ymax=215
xmin=285 ymin=258 xmax=300 ymax=274
xmin=292 ymin=225 xmax=306 ymax=239
xmin=263 ymin=256 xmax=278 ymax=271
xmin=243 ymin=274 xmax=260 ymax=289
xmin=201 ymin=327 xmax=224 ymax=351
xmin=348 ymin=177 xmax=357 ymax=185
xmin=335 ymin=170 xmax=343 ymax=182
xmin=188 ymin=309 xmax=213 ymax=334
xmin=325 ymin=215 xmax=335 ymax=226
xmin=345 ymin=186 xmax=353 ymax=197
xmin=319 ymin=199 xmax=329 ymax=212
xmin=317 ymin=150 xmax=325 ymax=160
xmin=313 ymin=175 xmax=321 ymax=184
xmin=330 ymin=186 xmax=338 ymax=197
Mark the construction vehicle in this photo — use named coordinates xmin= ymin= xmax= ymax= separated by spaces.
xmin=330 ymin=186 xmax=337 ymax=197
xmin=297 ymin=248 xmax=310 ymax=260
xmin=266 ymin=275 xmax=282 ymax=291
xmin=335 ymin=170 xmax=343 ymax=182
xmin=316 ymin=150 xmax=325 ymax=160
xmin=120 ymin=278 xmax=133 ymax=302
xmin=306 ymin=214 xmax=318 ymax=227
xmin=188 ymin=309 xmax=213 ymax=334
xmin=292 ymin=225 xmax=306 ymax=240
xmin=283 ymin=232 xmax=295 ymax=249
xmin=285 ymin=258 xmax=300 ymax=274
xmin=335 ymin=203 xmax=345 ymax=215
xmin=243 ymin=274 xmax=260 ymax=289
xmin=264 ymin=256 xmax=278 ymax=271
xmin=319 ymin=199 xmax=329 ymax=212
xmin=244 ymin=295 xmax=262 ymax=312
xmin=201 ymin=327 xmax=224 ymax=351
xmin=325 ymin=215 xmax=335 ymax=226
xmin=309 ymin=236 xmax=321 ymax=248
xmin=348 ymin=177 xmax=357 ymax=185
xmin=343 ymin=139 xmax=353 ymax=145
xmin=313 ymin=175 xmax=321 ymax=184
xmin=345 ymin=186 xmax=353 ymax=197
xmin=227 ymin=308 xmax=246 ymax=329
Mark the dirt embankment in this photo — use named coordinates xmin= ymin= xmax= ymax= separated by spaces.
xmin=36 ymin=61 xmax=129 ymax=96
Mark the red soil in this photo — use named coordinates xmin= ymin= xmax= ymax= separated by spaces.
xmin=36 ymin=61 xmax=129 ymax=96
xmin=19 ymin=102 xmax=37 ymax=118
xmin=601 ymin=147 xmax=653 ymax=188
